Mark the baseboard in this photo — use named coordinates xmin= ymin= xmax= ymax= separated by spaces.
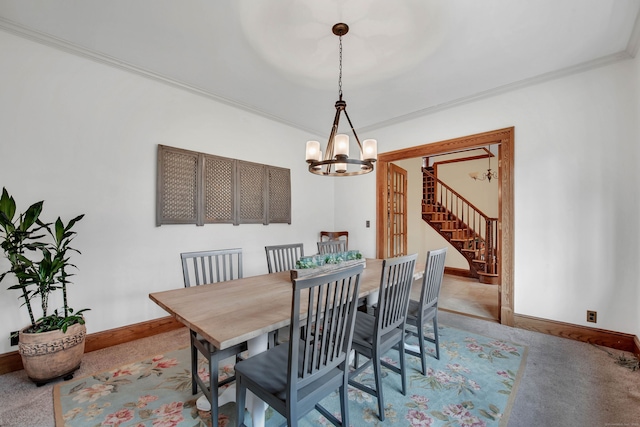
xmin=444 ymin=267 xmax=474 ymax=278
xmin=0 ymin=349 xmax=23 ymax=376
xmin=83 ymin=316 xmax=183 ymax=352
xmin=514 ymin=313 xmax=637 ymax=353
xmin=1 ymin=314 xmax=638 ymax=376
xmin=0 ymin=316 xmax=183 ymax=376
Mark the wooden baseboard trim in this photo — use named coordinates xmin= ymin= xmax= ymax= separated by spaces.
xmin=2 ymin=314 xmax=637 ymax=375
xmin=514 ymin=313 xmax=638 ymax=353
xmin=441 ymin=307 xmax=496 ymax=322
xmin=445 ymin=267 xmax=474 ymax=278
xmin=0 ymin=316 xmax=183 ymax=376
xmin=84 ymin=316 xmax=183 ymax=352
xmin=0 ymin=350 xmax=23 ymax=376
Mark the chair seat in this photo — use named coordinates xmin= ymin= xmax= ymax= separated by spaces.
xmin=352 ymin=311 xmax=403 ymax=352
xmin=407 ymin=299 xmax=437 ymax=320
xmin=235 ymin=341 xmax=344 ymax=402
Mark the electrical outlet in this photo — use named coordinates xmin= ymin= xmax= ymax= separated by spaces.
xmin=366 ymin=220 xmax=370 ymax=228
xmin=587 ymin=310 xmax=597 ymax=323
xmin=10 ymin=331 xmax=19 ymax=346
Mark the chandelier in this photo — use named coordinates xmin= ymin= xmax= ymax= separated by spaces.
xmin=469 ymin=146 xmax=498 ymax=182
xmin=305 ymin=23 xmax=377 ymax=176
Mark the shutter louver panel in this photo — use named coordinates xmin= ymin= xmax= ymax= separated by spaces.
xmin=157 ymin=146 xmax=199 ymax=225
xmin=267 ymin=167 xmax=291 ymax=224
xmin=204 ymin=155 xmax=234 ymax=223
xmin=236 ymin=161 xmax=266 ymax=225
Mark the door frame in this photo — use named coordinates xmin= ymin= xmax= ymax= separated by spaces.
xmin=376 ymin=127 xmax=514 ymax=326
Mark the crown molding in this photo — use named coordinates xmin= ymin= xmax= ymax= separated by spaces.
xmin=1 ymin=15 xmax=637 ymax=137
xmin=626 ymin=7 xmax=640 ymax=57
xmin=361 ymin=50 xmax=634 ymax=133
xmin=0 ymin=17 xmax=319 ymax=135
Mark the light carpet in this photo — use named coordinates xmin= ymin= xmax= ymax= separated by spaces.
xmin=54 ymin=325 xmax=527 ymax=427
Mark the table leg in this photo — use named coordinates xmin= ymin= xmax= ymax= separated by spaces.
xmin=367 ymin=290 xmax=379 ymax=312
xmin=247 ymin=333 xmax=269 ymax=427
xmin=195 ymin=334 xmax=270 ymax=424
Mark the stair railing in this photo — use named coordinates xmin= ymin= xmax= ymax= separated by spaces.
xmin=423 ymin=168 xmax=498 ymax=275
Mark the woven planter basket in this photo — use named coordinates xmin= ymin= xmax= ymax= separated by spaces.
xmin=18 ymin=322 xmax=86 ymax=384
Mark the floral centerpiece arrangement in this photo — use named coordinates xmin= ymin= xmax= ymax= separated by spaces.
xmin=296 ymin=250 xmax=362 ymax=269
xmin=291 ymin=250 xmax=365 ymax=279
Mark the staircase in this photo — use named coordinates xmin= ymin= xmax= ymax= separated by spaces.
xmin=422 ymin=167 xmax=499 ymax=284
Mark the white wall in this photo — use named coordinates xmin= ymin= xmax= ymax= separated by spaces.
xmin=438 ymin=158 xmax=499 ymax=218
xmin=1 ymin=29 xmax=638 ymax=355
xmin=343 ymin=57 xmax=640 ymax=336
xmin=0 ymin=31 xmax=334 ymax=353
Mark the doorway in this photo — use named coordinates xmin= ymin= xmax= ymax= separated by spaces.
xmin=375 ymin=127 xmax=514 ymax=326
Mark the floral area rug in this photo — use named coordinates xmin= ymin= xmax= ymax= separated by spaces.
xmin=54 ymin=325 xmax=527 ymax=427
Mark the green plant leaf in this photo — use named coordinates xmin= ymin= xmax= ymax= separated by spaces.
xmin=0 ymin=188 xmax=17 ymax=225
xmin=20 ymin=201 xmax=45 ymax=232
xmin=1 ymin=188 xmax=87 ymax=331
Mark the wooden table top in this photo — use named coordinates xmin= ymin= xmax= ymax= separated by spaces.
xmin=149 ymin=259 xmax=383 ymax=350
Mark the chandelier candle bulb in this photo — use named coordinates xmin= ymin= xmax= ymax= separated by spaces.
xmin=336 ymin=162 xmax=347 ymax=173
xmin=334 ymin=134 xmax=349 ymax=157
xmin=305 ymin=140 xmax=320 ymax=162
xmin=363 ymin=139 xmax=378 ymax=161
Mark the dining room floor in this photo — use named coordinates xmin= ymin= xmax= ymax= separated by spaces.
xmin=416 ymin=273 xmax=500 ymax=321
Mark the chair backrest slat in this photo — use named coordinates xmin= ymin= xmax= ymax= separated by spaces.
xmin=421 ymin=247 xmax=447 ymax=309
xmin=180 ymin=248 xmax=243 ymax=288
xmin=374 ymin=254 xmax=418 ymax=339
xmin=289 ymin=264 xmax=363 ymax=390
xmin=265 ymin=243 xmax=304 ymax=273
xmin=317 ymin=240 xmax=347 ymax=254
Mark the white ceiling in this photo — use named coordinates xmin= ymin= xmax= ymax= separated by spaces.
xmin=1 ymin=0 xmax=639 ymax=137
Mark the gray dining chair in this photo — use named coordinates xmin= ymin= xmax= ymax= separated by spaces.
xmin=317 ymin=240 xmax=347 ymax=254
xmin=264 ymin=243 xmax=305 ymax=345
xmin=180 ymin=248 xmax=248 ymax=427
xmin=265 ymin=243 xmax=304 ymax=273
xmin=405 ymin=247 xmax=447 ymax=375
xmin=235 ymin=264 xmax=363 ymax=427
xmin=348 ymin=253 xmax=418 ymax=421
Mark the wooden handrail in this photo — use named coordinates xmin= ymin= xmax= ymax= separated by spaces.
xmin=422 ymin=168 xmax=498 ymax=276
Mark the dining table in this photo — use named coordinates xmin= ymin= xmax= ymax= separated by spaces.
xmin=149 ymin=258 xmax=384 ymax=427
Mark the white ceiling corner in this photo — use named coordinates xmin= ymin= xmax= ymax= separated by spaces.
xmin=0 ymin=0 xmax=639 ymax=136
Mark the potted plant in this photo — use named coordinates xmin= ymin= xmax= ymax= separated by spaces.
xmin=0 ymin=187 xmax=88 ymax=385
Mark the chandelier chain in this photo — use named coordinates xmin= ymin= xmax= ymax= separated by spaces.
xmin=338 ymin=35 xmax=343 ymax=98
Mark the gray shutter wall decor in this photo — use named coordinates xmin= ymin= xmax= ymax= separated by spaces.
xmin=157 ymin=145 xmax=290 ymax=226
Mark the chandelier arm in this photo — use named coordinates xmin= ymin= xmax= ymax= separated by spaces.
xmin=341 ymin=107 xmax=363 ymax=151
xmin=325 ymin=107 xmax=342 ymax=160
xmin=322 ymin=106 xmax=343 ymax=174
